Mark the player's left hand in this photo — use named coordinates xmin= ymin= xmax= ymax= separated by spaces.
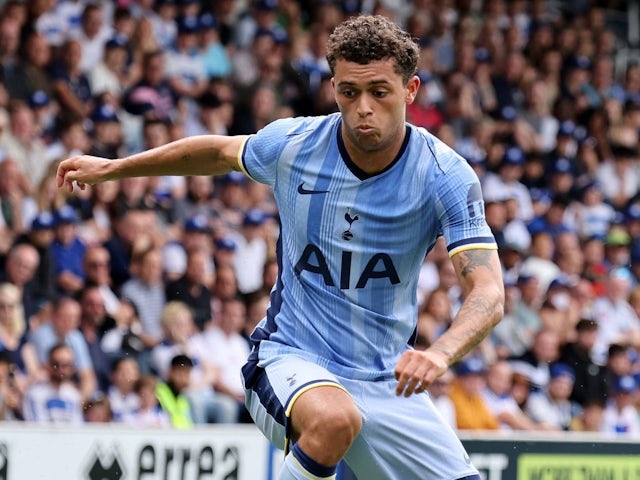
xmin=394 ymin=349 xmax=449 ymax=397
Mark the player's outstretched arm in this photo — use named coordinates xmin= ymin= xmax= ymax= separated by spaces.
xmin=56 ymin=134 xmax=250 ymax=192
xmin=395 ymin=248 xmax=504 ymax=397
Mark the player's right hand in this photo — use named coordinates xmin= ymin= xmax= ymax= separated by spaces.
xmin=56 ymin=155 xmax=114 ymax=193
xmin=394 ymin=348 xmax=449 ymax=397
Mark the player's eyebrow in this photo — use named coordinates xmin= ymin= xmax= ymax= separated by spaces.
xmin=337 ymin=79 xmax=392 ymax=87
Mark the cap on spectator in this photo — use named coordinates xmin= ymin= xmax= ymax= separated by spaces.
xmin=500 ymin=105 xmax=517 ymax=121
xmin=215 ymin=237 xmax=237 ymax=251
xmin=54 ymin=205 xmax=78 ymax=225
xmin=29 ymin=90 xmax=50 ymax=108
xmin=105 ymin=35 xmax=128 ymax=50
xmin=184 ymin=214 xmax=212 ymax=233
xmin=199 ymin=12 xmax=217 ymax=30
xmin=455 ymin=357 xmax=486 ymax=376
xmin=341 ymin=0 xmax=360 ymax=14
xmin=155 ymin=0 xmax=175 ymax=6
xmin=502 ymin=146 xmax=525 ymax=166
xmin=609 ymin=267 xmax=633 ymax=282
xmin=612 ymin=375 xmax=637 ymax=394
xmin=257 ymin=0 xmax=278 ymax=11
xmin=417 ymin=70 xmax=433 ymax=84
xmin=176 ymin=15 xmax=200 ymax=34
xmin=557 ymin=120 xmax=575 ymax=138
xmin=475 ymin=47 xmax=491 ymax=63
xmin=31 ymin=211 xmax=55 ymax=231
xmin=221 ymin=171 xmax=247 ymax=185
xmin=575 ymin=318 xmax=598 ymax=332
xmin=549 ymin=363 xmax=575 ymax=381
xmin=626 ymin=202 xmax=640 ymax=222
xmin=170 ymin=354 xmax=194 ymax=369
xmin=605 ymin=228 xmax=631 ymax=247
xmin=243 ymin=208 xmax=268 ymax=227
xmin=550 ymin=157 xmax=574 ymax=175
xmin=567 ymin=55 xmax=592 ymax=71
xmin=548 ymin=275 xmax=574 ymax=291
xmin=91 ymin=104 xmax=119 ymax=123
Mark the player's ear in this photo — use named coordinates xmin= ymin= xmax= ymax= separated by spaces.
xmin=405 ymin=75 xmax=420 ymax=104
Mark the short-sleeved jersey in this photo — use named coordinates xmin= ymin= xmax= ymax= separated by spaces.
xmin=239 ymin=113 xmax=496 ymax=381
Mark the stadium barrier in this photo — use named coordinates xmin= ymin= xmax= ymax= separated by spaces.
xmin=0 ymin=424 xmax=638 ymax=479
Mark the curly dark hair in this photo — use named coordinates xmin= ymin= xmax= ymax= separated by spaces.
xmin=326 ymin=15 xmax=420 ymax=84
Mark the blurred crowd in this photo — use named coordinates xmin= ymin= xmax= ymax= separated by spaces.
xmin=0 ymin=0 xmax=638 ymax=435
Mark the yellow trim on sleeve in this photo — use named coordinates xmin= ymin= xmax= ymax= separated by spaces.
xmin=448 ymin=243 xmax=498 ymax=258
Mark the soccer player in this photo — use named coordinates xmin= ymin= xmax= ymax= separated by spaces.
xmin=57 ymin=15 xmax=504 ymax=480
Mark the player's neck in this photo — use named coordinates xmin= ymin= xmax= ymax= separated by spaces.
xmin=341 ymin=126 xmax=407 ymax=176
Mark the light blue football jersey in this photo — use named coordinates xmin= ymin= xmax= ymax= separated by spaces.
xmin=239 ymin=113 xmax=496 ymax=381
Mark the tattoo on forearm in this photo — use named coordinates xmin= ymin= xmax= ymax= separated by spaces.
xmin=180 ymin=153 xmax=192 ymax=163
xmin=430 ymin=291 xmax=501 ymax=363
xmin=454 ymin=250 xmax=495 ymax=278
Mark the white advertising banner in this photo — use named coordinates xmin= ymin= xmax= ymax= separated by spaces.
xmin=0 ymin=423 xmax=282 ymax=480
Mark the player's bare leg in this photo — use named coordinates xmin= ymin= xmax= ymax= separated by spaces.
xmin=279 ymin=385 xmax=362 ymax=479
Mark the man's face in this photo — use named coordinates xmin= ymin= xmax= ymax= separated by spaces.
xmin=332 ymin=58 xmax=417 ymax=157
xmin=49 ymin=348 xmax=75 ymax=383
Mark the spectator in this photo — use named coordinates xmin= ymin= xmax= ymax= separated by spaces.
xmin=600 ymin=375 xmax=639 ymax=436
xmin=482 ymin=360 xmax=537 ymax=430
xmin=0 ymin=159 xmax=37 ymax=240
xmin=0 ymin=282 xmax=39 ymax=383
xmin=88 ymin=104 xmax=124 ymax=160
xmin=233 ymin=208 xmax=269 ymax=298
xmin=427 ymin=369 xmax=456 ymax=429
xmin=83 ymin=395 xmax=112 ymax=423
xmin=107 ymin=356 xmax=140 ymax=422
xmin=155 ymin=353 xmax=194 ymax=429
xmin=12 ymin=31 xmax=53 ymax=99
xmin=28 ymin=295 xmax=96 ymax=402
xmin=151 ymin=301 xmax=234 ymax=424
xmin=123 ymin=50 xmax=180 ymax=122
xmin=50 ymin=205 xmax=86 ymax=296
xmin=0 ymin=350 xmax=23 ymax=420
xmin=78 ymin=286 xmax=113 ymax=394
xmin=103 ymin=208 xmax=155 ymax=291
xmin=1 ymin=100 xmax=49 ymax=190
xmin=449 ymin=357 xmax=499 ymax=431
xmin=100 ymin=298 xmax=148 ymax=371
xmin=510 ymin=328 xmax=561 ymax=391
xmin=200 ymin=298 xmax=250 ymax=422
xmin=526 ymin=362 xmax=581 ymax=431
xmin=13 ymin=211 xmax=57 ymax=307
xmin=122 ymin=373 xmax=170 ymax=427
xmin=70 ymin=4 xmax=112 ymax=73
xmin=165 ymin=16 xmax=208 ymax=102
xmin=416 ymin=287 xmax=454 ymax=349
xmin=596 ymin=144 xmax=639 ymax=210
xmin=589 ymin=267 xmax=640 ymax=366
xmin=50 ymin=39 xmax=93 ymax=119
xmin=572 ymin=399 xmax=605 ymax=432
xmin=0 ymin=243 xmax=41 ymax=321
xmin=559 ymin=318 xmax=608 ymax=407
xmin=89 ymin=35 xmax=130 ymax=98
xmin=165 ymin=248 xmax=213 ymax=331
xmin=22 ymin=343 xmax=84 ymax=423
xmin=121 ymin=248 xmax=166 ymax=349
xmin=491 ymin=278 xmax=536 ymax=359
